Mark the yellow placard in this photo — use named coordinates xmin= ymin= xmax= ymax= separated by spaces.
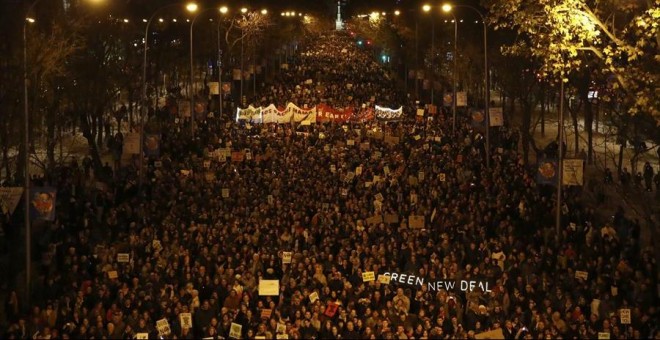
xmin=362 ymin=271 xmax=375 ymax=282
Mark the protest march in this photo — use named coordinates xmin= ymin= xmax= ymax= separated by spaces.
xmin=0 ymin=30 xmax=656 ymax=340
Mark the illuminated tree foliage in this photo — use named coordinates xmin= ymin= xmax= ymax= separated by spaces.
xmin=484 ymin=0 xmax=660 ymax=122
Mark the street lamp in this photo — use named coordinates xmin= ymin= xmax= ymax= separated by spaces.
xmin=422 ymin=4 xmax=431 ymax=12
xmin=441 ymin=4 xmax=458 ymax=135
xmin=241 ymin=7 xmax=248 ymax=14
xmin=217 ymin=6 xmax=229 ymax=119
xmin=394 ymin=10 xmax=400 ymax=16
xmin=141 ymin=2 xmax=197 ymax=191
xmin=443 ymin=3 xmax=490 ymax=167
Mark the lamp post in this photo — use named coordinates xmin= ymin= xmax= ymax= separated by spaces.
xmin=443 ymin=3 xmax=490 ymax=167
xmin=141 ymin=2 xmax=197 ymax=191
xmin=22 ymin=0 xmax=43 ymax=309
xmin=240 ymin=7 xmax=247 ymax=103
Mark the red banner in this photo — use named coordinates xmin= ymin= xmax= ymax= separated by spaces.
xmin=316 ymin=104 xmax=354 ymax=123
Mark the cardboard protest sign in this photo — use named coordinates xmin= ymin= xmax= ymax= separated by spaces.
xmin=203 ymin=160 xmax=211 ymax=168
xmin=222 ymin=188 xmax=230 ymax=198
xmin=0 ymin=187 xmax=23 ymax=215
xmin=258 ymin=280 xmax=280 ymax=296
xmin=355 ymin=166 xmax=363 ymax=175
xmin=597 ymin=332 xmax=610 ymax=339
xmin=124 ymin=133 xmax=140 ymax=154
xmin=156 ymin=318 xmax=171 ymax=337
xmin=409 ymin=215 xmax=425 ymax=229
xmin=439 ymin=173 xmax=446 ymax=182
xmin=229 ymin=322 xmax=242 ymax=338
xmin=362 ymin=271 xmax=376 ymax=282
xmin=261 ymin=309 xmax=272 ymax=319
xmin=179 ymin=313 xmax=193 ymax=329
xmin=377 ymin=274 xmax=391 ymax=284
xmin=276 ymin=323 xmax=286 ymax=334
xmin=347 ymin=139 xmax=355 ymax=146
xmin=611 ymin=286 xmax=618 ymax=297
xmin=108 ymin=271 xmax=118 ymax=279
xmin=136 ymin=333 xmax=149 ymax=340
xmin=366 ymin=215 xmax=383 ymax=225
xmin=474 ymin=328 xmax=504 ymax=339
xmin=575 ymin=271 xmax=588 ymax=280
xmin=620 ymin=309 xmax=631 ymax=324
xmin=282 ymin=252 xmax=292 ymax=264
xmin=324 ymin=302 xmax=339 ymax=317
xmin=276 ymin=334 xmax=289 ymax=339
xmin=384 ymin=214 xmax=399 ymax=224
xmin=231 ymin=151 xmax=244 ymax=162
xmin=309 ymin=292 xmax=319 ymax=303
xmin=384 ymin=135 xmax=400 ymax=145
xmin=117 ymin=253 xmax=129 ymax=263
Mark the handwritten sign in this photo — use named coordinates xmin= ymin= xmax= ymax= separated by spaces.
xmin=598 ymin=332 xmax=610 ymax=339
xmin=156 ymin=318 xmax=171 ymax=337
xmin=179 ymin=313 xmax=192 ymax=329
xmin=620 ymin=309 xmax=631 ymax=324
xmin=258 ymin=280 xmax=280 ymax=296
xmin=324 ymin=302 xmax=339 ymax=317
xmin=362 ymin=271 xmax=375 ymax=282
xmin=377 ymin=274 xmax=391 ymax=284
xmin=108 ymin=271 xmax=118 ymax=279
xmin=136 ymin=333 xmax=149 ymax=340
xmin=282 ymin=252 xmax=292 ymax=264
xmin=439 ymin=173 xmax=446 ymax=182
xmin=575 ymin=271 xmax=588 ymax=280
xmin=409 ymin=215 xmax=425 ymax=229
xmin=117 ymin=253 xmax=129 ymax=263
xmin=309 ymin=292 xmax=319 ymax=303
xmin=222 ymin=188 xmax=230 ymax=198
xmin=261 ymin=309 xmax=272 ymax=319
xmin=229 ymin=322 xmax=242 ymax=338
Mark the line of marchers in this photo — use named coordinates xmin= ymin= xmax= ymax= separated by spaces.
xmin=382 ymin=272 xmax=492 ymax=293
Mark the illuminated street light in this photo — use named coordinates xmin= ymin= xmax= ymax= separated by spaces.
xmin=423 ymin=4 xmax=431 ymax=12
xmin=26 ymin=17 xmax=35 ymax=23
xmin=123 ymin=18 xmax=129 ymax=23
xmin=261 ymin=9 xmax=268 ymax=15
xmin=442 ymin=4 xmax=452 ymax=12
xmin=186 ymin=3 xmax=198 ymax=12
xmin=241 ymin=7 xmax=248 ymax=13
xmin=158 ymin=18 xmax=164 ymax=22
xmin=220 ymin=6 xmax=228 ymax=14
xmin=394 ymin=10 xmax=400 ymax=16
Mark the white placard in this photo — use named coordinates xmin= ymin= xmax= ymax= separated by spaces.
xmin=229 ymin=322 xmax=242 ymax=338
xmin=489 ymin=107 xmax=504 ymax=126
xmin=117 ymin=253 xmax=129 ymax=263
xmin=620 ymin=309 xmax=631 ymax=324
xmin=309 ymin=292 xmax=319 ymax=303
xmin=258 ymin=280 xmax=280 ymax=296
xmin=156 ymin=318 xmax=171 ymax=336
xmin=282 ymin=252 xmax=292 ymax=264
xmin=179 ymin=312 xmax=193 ymax=329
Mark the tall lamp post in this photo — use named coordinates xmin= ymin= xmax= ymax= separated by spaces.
xmin=140 ymin=2 xmax=197 ymax=191
xmin=443 ymin=3 xmax=490 ymax=167
xmin=22 ymin=0 xmax=43 ymax=309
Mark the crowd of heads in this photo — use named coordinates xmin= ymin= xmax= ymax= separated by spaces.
xmin=1 ymin=31 xmax=657 ymax=340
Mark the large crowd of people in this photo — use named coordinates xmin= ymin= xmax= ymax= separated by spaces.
xmin=1 ymin=31 xmax=658 ymax=340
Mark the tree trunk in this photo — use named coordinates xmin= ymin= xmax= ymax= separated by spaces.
xmin=79 ymin=111 xmax=103 ymax=172
xmin=618 ymin=143 xmax=624 ymax=174
xmin=572 ymin=106 xmax=579 ymax=156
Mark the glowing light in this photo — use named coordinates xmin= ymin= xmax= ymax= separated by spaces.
xmin=220 ymin=6 xmax=228 ymax=14
xmin=241 ymin=8 xmax=247 ymax=14
xmin=261 ymin=9 xmax=267 ymax=15
xmin=394 ymin=10 xmax=400 ymax=16
xmin=442 ymin=4 xmax=452 ymax=12
xmin=423 ymin=4 xmax=431 ymax=12
xmin=186 ymin=3 xmax=198 ymax=13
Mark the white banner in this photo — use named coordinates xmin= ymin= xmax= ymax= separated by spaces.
xmin=375 ymin=105 xmax=403 ymax=120
xmin=236 ymin=105 xmax=262 ymax=123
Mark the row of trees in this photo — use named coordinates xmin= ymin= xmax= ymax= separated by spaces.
xmin=345 ymin=0 xmax=659 ymax=171
xmin=0 ymin=1 xmax=327 ymax=183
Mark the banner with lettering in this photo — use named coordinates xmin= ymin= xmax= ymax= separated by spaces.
xmin=352 ymin=108 xmax=375 ymax=123
xmin=316 ymin=104 xmax=353 ymax=123
xmin=374 ymin=105 xmax=404 ymax=120
xmin=236 ymin=105 xmax=262 ymax=123
xmin=288 ymin=103 xmax=317 ymax=123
